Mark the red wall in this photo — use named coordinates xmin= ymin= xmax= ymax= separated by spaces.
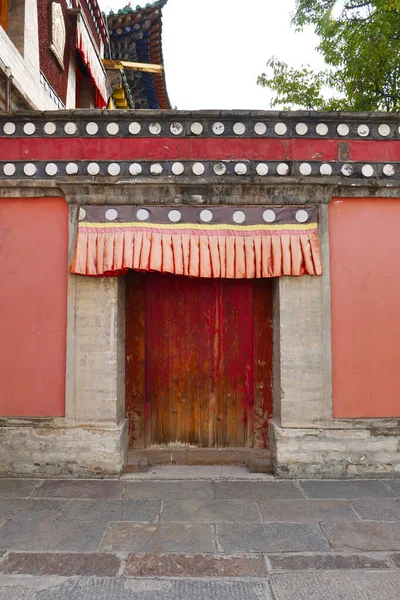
xmin=0 ymin=198 xmax=68 ymax=417
xmin=330 ymin=198 xmax=400 ymax=418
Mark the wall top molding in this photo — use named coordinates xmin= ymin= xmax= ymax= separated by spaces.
xmin=1 ymin=110 xmax=400 ymax=141
xmin=0 ymin=110 xmax=399 ymax=187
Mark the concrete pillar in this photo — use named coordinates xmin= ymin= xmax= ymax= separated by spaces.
xmin=272 ymin=204 xmax=332 ymax=428
xmin=70 ymin=276 xmax=126 ymax=423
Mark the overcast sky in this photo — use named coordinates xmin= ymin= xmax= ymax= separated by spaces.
xmin=100 ymin=0 xmax=326 ymax=110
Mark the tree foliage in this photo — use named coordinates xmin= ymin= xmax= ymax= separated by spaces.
xmin=258 ymin=0 xmax=400 ymax=111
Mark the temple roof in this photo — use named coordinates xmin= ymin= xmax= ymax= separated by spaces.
xmin=105 ymin=1 xmax=171 ymax=109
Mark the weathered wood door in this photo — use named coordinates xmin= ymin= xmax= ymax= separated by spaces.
xmin=126 ymin=272 xmax=272 ymax=449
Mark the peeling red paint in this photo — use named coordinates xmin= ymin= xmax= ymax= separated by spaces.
xmin=3 ymin=137 xmax=400 ymax=162
xmin=126 ymin=273 xmax=273 ymax=449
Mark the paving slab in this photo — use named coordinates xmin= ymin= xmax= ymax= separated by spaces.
xmin=217 ymin=523 xmax=331 ymax=553
xmin=161 ymin=499 xmax=261 ymax=523
xmin=389 ymin=554 xmax=400 ymax=568
xmin=124 ymin=553 xmax=267 ymax=577
xmin=60 ymin=499 xmax=161 ymax=522
xmin=300 ymin=480 xmax=394 ymax=499
xmin=0 ymin=499 xmax=68 ymax=521
xmin=214 ymin=481 xmax=303 ymax=500
xmin=101 ymin=523 xmax=215 ymax=553
xmin=322 ymin=521 xmax=400 ymax=551
xmin=386 ymin=481 xmax=400 ymax=497
xmin=0 ymin=576 xmax=39 ymax=600
xmin=0 ymin=553 xmax=121 ymax=577
xmin=146 ymin=466 xmax=224 ymax=479
xmin=33 ymin=480 xmax=125 ymax=499
xmin=258 ymin=499 xmax=358 ymax=523
xmin=0 ymin=520 xmax=107 ymax=552
xmin=0 ymin=480 xmax=42 ymax=498
xmin=352 ymin=498 xmax=400 ymax=520
xmin=271 ymin=571 xmax=400 ymax=600
xmin=123 ymin=481 xmax=213 ymax=500
xmin=31 ymin=577 xmax=272 ymax=600
xmin=267 ymin=552 xmax=391 ymax=571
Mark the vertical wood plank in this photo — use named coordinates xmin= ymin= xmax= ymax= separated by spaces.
xmin=253 ymin=279 xmax=273 ymax=449
xmin=125 ymin=272 xmax=146 ymax=449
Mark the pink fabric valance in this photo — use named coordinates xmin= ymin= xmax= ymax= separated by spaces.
xmin=69 ymin=206 xmax=323 ymax=278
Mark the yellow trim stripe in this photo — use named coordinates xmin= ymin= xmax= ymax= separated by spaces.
xmin=79 ymin=221 xmax=318 ymax=232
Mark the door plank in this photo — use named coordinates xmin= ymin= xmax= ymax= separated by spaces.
xmin=125 ymin=272 xmax=146 ymax=449
xmin=253 ymin=279 xmax=273 ymax=449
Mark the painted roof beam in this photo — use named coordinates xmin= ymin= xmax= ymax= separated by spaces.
xmin=102 ymin=59 xmax=163 ymax=74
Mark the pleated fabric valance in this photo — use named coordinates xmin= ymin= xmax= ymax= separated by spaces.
xmin=69 ymin=206 xmax=323 ymax=278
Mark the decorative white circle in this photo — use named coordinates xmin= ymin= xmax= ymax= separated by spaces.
xmin=23 ymin=123 xmax=35 ymax=135
xmin=212 ymin=122 xmax=225 ymax=135
xmin=235 ymin=163 xmax=247 ymax=175
xmin=263 ymin=209 xmax=276 ymax=223
xmin=320 ymin=163 xmax=333 ymax=176
xmin=149 ymin=122 xmax=162 ymax=135
xmin=378 ymin=124 xmax=391 ymax=137
xmin=362 ymin=164 xmax=374 ymax=177
xmin=44 ymin=122 xmax=56 ymax=135
xmin=316 ymin=123 xmax=328 ymax=136
xmin=233 ymin=122 xmax=246 ymax=135
xmin=105 ymin=209 xmax=118 ymax=221
xmin=66 ymin=162 xmax=78 ymax=175
xmin=190 ymin=122 xmax=203 ymax=135
xmin=64 ymin=122 xmax=77 ymax=135
xmin=106 ymin=122 xmax=119 ymax=136
xmin=296 ymin=210 xmax=309 ymax=223
xmin=275 ymin=122 xmax=287 ymax=136
xmin=383 ymin=164 xmax=395 ymax=177
xmin=86 ymin=122 xmax=98 ymax=135
xmin=233 ymin=211 xmax=246 ymax=224
xmin=337 ymin=124 xmax=350 ymax=136
xmin=24 ymin=163 xmax=36 ymax=176
xmin=150 ymin=163 xmax=163 ymax=175
xmin=108 ymin=163 xmax=121 ymax=176
xmin=78 ymin=208 xmax=86 ymax=221
xmin=254 ymin=122 xmax=267 ymax=135
xmin=3 ymin=122 xmax=16 ymax=135
xmin=87 ymin=162 xmax=100 ymax=175
xmin=299 ymin=163 xmax=312 ymax=176
xmin=295 ymin=123 xmax=308 ymax=136
xmin=357 ymin=124 xmax=369 ymax=137
xmin=129 ymin=122 xmax=141 ymax=135
xmin=200 ymin=209 xmax=213 ymax=223
xmin=341 ymin=164 xmax=353 ymax=177
xmin=168 ymin=209 xmax=182 ymax=223
xmin=137 ymin=209 xmax=149 ymax=221
xmin=192 ymin=162 xmax=205 ymax=176
xmin=256 ymin=163 xmax=269 ymax=176
xmin=277 ymin=163 xmax=289 ymax=176
xmin=213 ymin=163 xmax=226 ymax=175
xmin=129 ymin=163 xmax=142 ymax=175
xmin=45 ymin=163 xmax=58 ymax=176
xmin=3 ymin=163 xmax=16 ymax=176
xmin=172 ymin=162 xmax=184 ymax=175
xmin=170 ymin=122 xmax=183 ymax=135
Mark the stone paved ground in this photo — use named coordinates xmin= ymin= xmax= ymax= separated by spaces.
xmin=1 ymin=474 xmax=400 ymax=598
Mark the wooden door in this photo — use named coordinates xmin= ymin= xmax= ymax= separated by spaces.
xmin=126 ymin=272 xmax=273 ymax=449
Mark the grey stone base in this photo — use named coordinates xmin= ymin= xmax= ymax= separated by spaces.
xmin=270 ymin=420 xmax=400 ymax=479
xmin=0 ymin=419 xmax=128 ymax=478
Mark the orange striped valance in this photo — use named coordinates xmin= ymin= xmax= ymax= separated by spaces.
xmin=69 ymin=206 xmax=322 ymax=278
